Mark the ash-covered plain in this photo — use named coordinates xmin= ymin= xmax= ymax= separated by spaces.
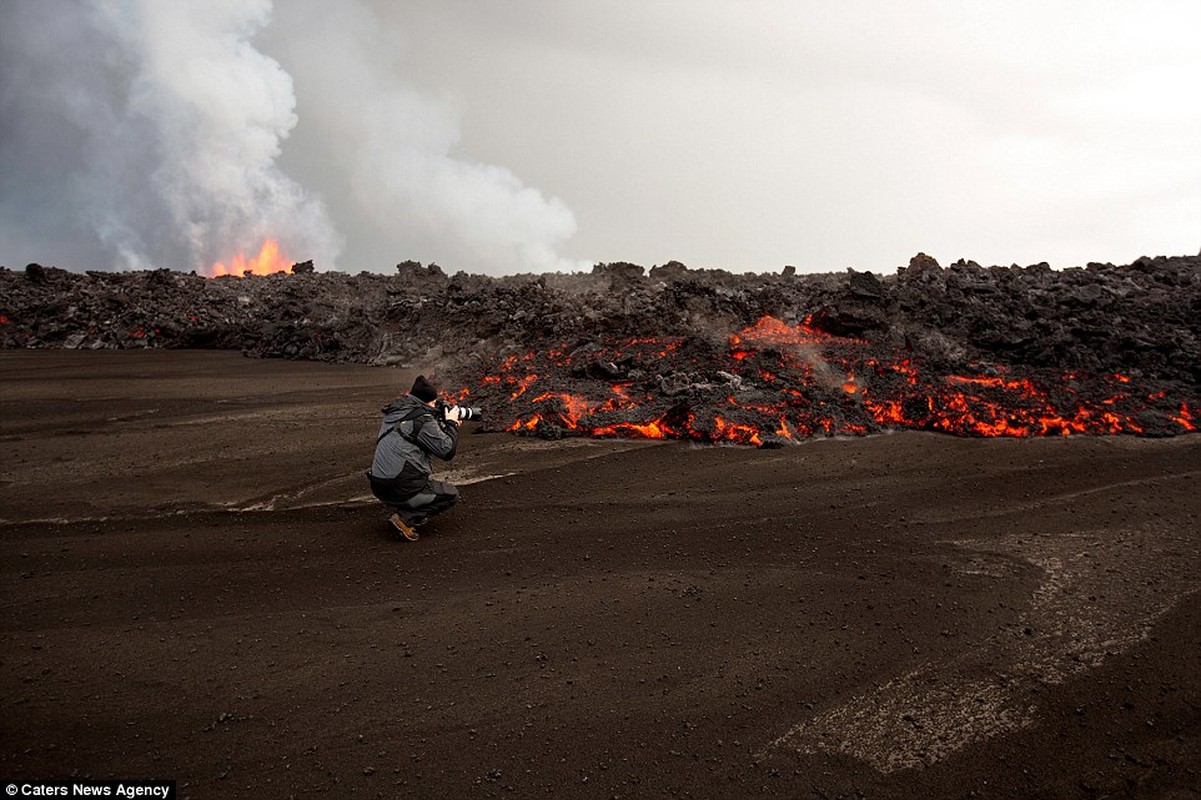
xmin=1 ymin=254 xmax=1199 ymax=797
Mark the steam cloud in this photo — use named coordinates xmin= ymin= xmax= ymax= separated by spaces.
xmin=264 ymin=0 xmax=584 ymax=274
xmin=1 ymin=0 xmax=583 ymax=275
xmin=0 ymin=0 xmax=340 ymax=272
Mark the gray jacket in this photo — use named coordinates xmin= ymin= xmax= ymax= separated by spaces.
xmin=370 ymin=394 xmax=458 ymax=490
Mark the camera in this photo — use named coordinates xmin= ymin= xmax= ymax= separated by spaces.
xmin=437 ymin=399 xmax=483 ymax=423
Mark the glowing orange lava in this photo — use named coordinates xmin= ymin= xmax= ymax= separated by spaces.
xmin=208 ymin=240 xmax=290 ymax=277
xmin=463 ymin=315 xmax=1198 ymax=445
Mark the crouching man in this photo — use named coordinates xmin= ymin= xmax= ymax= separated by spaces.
xmin=367 ymin=375 xmax=460 ymax=541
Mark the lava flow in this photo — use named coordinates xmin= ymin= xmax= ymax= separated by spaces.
xmin=457 ymin=315 xmax=1198 ymax=446
xmin=207 ymin=239 xmax=290 ymax=277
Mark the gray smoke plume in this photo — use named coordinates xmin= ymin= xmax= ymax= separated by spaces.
xmin=1 ymin=0 xmax=584 ymax=275
xmin=0 ymin=0 xmax=341 ymax=272
xmin=263 ymin=0 xmax=585 ymax=274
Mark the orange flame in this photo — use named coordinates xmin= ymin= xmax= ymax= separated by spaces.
xmin=208 ymin=239 xmax=290 ymax=277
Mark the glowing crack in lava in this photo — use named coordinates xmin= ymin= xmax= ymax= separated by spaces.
xmin=207 ymin=239 xmax=290 ymax=277
xmin=457 ymin=316 xmax=1198 ymax=445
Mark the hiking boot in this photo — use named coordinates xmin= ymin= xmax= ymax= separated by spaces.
xmin=388 ymin=513 xmax=419 ymax=542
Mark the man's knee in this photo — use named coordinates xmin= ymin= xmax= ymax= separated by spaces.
xmin=400 ymin=492 xmax=437 ymax=511
xmin=435 ymin=485 xmax=459 ymax=513
xmin=429 ymin=480 xmax=460 ymax=503
xmin=402 ymin=483 xmax=457 ymax=511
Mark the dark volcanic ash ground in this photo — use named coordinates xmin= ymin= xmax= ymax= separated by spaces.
xmin=3 ymin=249 xmax=1200 ymax=798
xmin=1 ymin=352 xmax=1199 ymax=799
xmin=2 ymin=253 xmax=1198 ymax=443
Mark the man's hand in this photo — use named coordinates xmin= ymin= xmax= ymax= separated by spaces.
xmin=442 ymin=406 xmax=463 ymax=426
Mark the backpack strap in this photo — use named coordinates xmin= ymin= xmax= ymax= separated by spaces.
xmin=376 ymin=406 xmax=435 ymax=446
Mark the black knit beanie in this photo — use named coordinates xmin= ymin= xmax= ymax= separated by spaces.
xmin=410 ymin=375 xmax=439 ymax=403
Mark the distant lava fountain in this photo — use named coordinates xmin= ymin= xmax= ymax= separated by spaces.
xmin=207 ymin=239 xmax=289 ymax=277
xmin=457 ymin=316 xmax=1198 ymax=446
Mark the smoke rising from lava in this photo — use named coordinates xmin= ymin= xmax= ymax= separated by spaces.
xmin=263 ymin=0 xmax=585 ymax=275
xmin=1 ymin=0 xmax=583 ymax=275
xmin=0 ymin=0 xmax=341 ymax=272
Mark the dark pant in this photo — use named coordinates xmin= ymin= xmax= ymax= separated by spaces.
xmin=368 ymin=473 xmax=460 ymax=526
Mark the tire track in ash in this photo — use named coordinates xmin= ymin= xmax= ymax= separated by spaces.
xmin=764 ymin=513 xmax=1200 ymax=772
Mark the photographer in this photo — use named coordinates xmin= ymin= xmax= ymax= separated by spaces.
xmin=367 ymin=375 xmax=461 ymax=541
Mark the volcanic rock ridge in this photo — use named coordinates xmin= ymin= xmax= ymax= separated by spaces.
xmin=3 ymin=254 xmax=1198 ymax=443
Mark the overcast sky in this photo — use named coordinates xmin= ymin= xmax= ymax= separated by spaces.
xmin=2 ymin=1 xmax=1199 ymax=275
